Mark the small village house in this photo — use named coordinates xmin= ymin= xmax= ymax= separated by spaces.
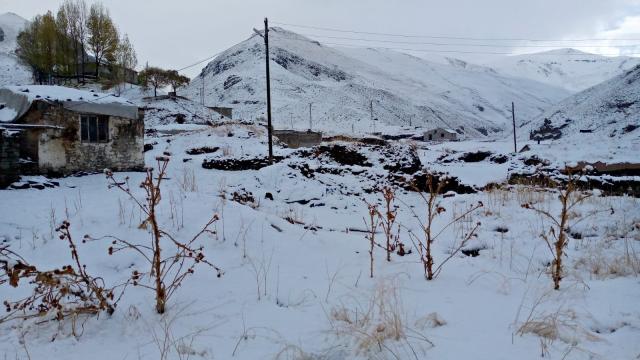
xmin=424 ymin=127 xmax=458 ymax=141
xmin=0 ymin=86 xmax=144 ymax=187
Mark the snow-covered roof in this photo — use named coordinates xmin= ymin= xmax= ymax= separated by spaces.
xmin=425 ymin=127 xmax=458 ymax=134
xmin=0 ymin=85 xmax=138 ymax=122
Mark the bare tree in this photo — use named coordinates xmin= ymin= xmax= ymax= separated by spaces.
xmin=113 ymin=33 xmax=137 ymax=94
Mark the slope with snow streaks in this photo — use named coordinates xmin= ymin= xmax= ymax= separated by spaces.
xmin=530 ymin=64 xmax=640 ymax=139
xmin=184 ymin=28 xmax=570 ymax=136
xmin=490 ymin=49 xmax=640 ymax=92
xmin=0 ymin=12 xmax=31 ymax=86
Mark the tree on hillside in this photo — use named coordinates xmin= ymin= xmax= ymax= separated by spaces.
xmin=59 ymin=0 xmax=89 ymax=82
xmin=112 ymin=34 xmax=137 ymax=94
xmin=17 ymin=0 xmax=136 ymax=85
xmin=166 ymin=70 xmax=190 ymax=95
xmin=54 ymin=8 xmax=76 ymax=78
xmin=86 ymin=3 xmax=119 ymax=79
xmin=139 ymin=67 xmax=170 ymax=97
xmin=17 ymin=12 xmax=60 ymax=83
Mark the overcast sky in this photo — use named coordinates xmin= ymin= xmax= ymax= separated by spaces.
xmin=5 ymin=0 xmax=640 ymax=78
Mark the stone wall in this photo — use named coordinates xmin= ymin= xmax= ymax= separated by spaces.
xmin=18 ymin=101 xmax=144 ymax=175
xmin=0 ymin=129 xmax=21 ymax=188
xmin=273 ymin=130 xmax=322 ymax=149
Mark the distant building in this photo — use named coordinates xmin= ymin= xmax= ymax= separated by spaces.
xmin=273 ymin=130 xmax=322 ymax=149
xmin=0 ymin=85 xmax=144 ymax=187
xmin=424 ymin=128 xmax=458 ymax=141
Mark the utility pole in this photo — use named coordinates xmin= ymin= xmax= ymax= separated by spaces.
xmin=370 ymin=100 xmax=375 ymax=133
xmin=308 ymin=103 xmax=313 ymax=131
xmin=512 ymin=102 xmax=517 ymax=153
xmin=254 ymin=18 xmax=273 ymax=163
xmin=201 ymin=75 xmax=205 ymax=106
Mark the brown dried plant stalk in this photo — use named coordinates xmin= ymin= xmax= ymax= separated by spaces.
xmin=522 ymin=172 xmax=591 ymax=290
xmin=1 ymin=222 xmax=124 ymax=325
xmin=376 ymin=187 xmax=403 ymax=262
xmin=364 ymin=203 xmax=380 ymax=278
xmin=409 ymin=175 xmax=483 ymax=280
xmin=103 ymin=156 xmax=222 ymax=314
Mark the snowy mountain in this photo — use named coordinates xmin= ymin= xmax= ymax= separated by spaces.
xmin=0 ymin=12 xmax=31 ymax=86
xmin=529 ymin=64 xmax=640 ymax=141
xmin=184 ymin=28 xmax=570 ymax=136
xmin=489 ymin=49 xmax=640 ymax=93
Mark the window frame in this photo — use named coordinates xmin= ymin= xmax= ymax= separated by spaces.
xmin=80 ymin=115 xmax=109 ymax=143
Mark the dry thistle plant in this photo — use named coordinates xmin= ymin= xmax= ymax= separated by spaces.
xmin=102 ymin=156 xmax=222 ymax=314
xmin=522 ymin=171 xmax=591 ymax=290
xmin=408 ymin=175 xmax=483 ymax=280
xmin=376 ymin=187 xmax=406 ymax=261
xmin=0 ymin=222 xmax=124 ymax=327
xmin=363 ymin=203 xmax=380 ymax=278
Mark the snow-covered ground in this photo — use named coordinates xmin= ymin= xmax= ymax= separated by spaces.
xmin=1 ymin=10 xmax=639 ymax=360
xmin=1 ymin=121 xmax=639 ymax=360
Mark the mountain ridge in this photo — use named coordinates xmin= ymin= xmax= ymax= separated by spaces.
xmin=184 ymin=27 xmax=571 ymax=136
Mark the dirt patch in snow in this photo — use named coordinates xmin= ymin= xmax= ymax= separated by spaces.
xmin=402 ymin=171 xmax=477 ymax=194
xmin=311 ymin=144 xmax=372 ymax=167
xmin=187 ymin=146 xmax=219 ymax=155
xmin=202 ymin=156 xmax=284 ymax=171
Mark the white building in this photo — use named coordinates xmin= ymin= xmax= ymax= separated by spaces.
xmin=424 ymin=128 xmax=458 ymax=141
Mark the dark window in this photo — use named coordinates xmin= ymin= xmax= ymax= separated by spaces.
xmin=80 ymin=115 xmax=109 ymax=143
xmin=440 ymin=133 xmax=444 ymax=137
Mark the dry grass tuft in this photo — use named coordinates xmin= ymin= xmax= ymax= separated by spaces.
xmin=328 ymin=280 xmax=433 ymax=358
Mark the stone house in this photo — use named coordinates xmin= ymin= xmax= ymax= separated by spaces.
xmin=0 ymin=85 xmax=144 ymax=187
xmin=424 ymin=128 xmax=458 ymax=141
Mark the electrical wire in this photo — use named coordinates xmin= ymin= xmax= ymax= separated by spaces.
xmin=176 ymin=50 xmax=225 ymax=72
xmin=296 ymin=32 xmax=640 ymax=49
xmin=280 ymin=36 xmax=640 ymax=56
xmin=271 ymin=20 xmax=640 ymax=42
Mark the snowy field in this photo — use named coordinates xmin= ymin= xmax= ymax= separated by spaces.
xmin=1 ymin=123 xmax=639 ymax=360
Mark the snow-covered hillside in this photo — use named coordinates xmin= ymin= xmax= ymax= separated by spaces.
xmin=489 ymin=49 xmax=640 ymax=92
xmin=0 ymin=12 xmax=31 ymax=86
xmin=517 ymin=64 xmax=640 ymax=165
xmin=529 ymin=64 xmax=640 ymax=139
xmin=184 ymin=28 xmax=570 ymax=136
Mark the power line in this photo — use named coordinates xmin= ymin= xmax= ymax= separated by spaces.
xmin=281 ymin=36 xmax=640 ymax=56
xmin=297 ymin=32 xmax=640 ymax=49
xmin=176 ymin=50 xmax=225 ymax=72
xmin=271 ymin=21 xmax=640 ymax=42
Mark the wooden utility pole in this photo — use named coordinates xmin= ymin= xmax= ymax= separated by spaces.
xmin=512 ymin=102 xmax=517 ymax=153
xmin=201 ymin=75 xmax=205 ymax=106
xmin=254 ymin=18 xmax=273 ymax=163
xmin=370 ymin=100 xmax=375 ymax=133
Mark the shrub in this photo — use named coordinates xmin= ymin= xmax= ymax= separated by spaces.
xmin=1 ymin=222 xmax=124 ymax=329
xmin=103 ymin=157 xmax=222 ymax=314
